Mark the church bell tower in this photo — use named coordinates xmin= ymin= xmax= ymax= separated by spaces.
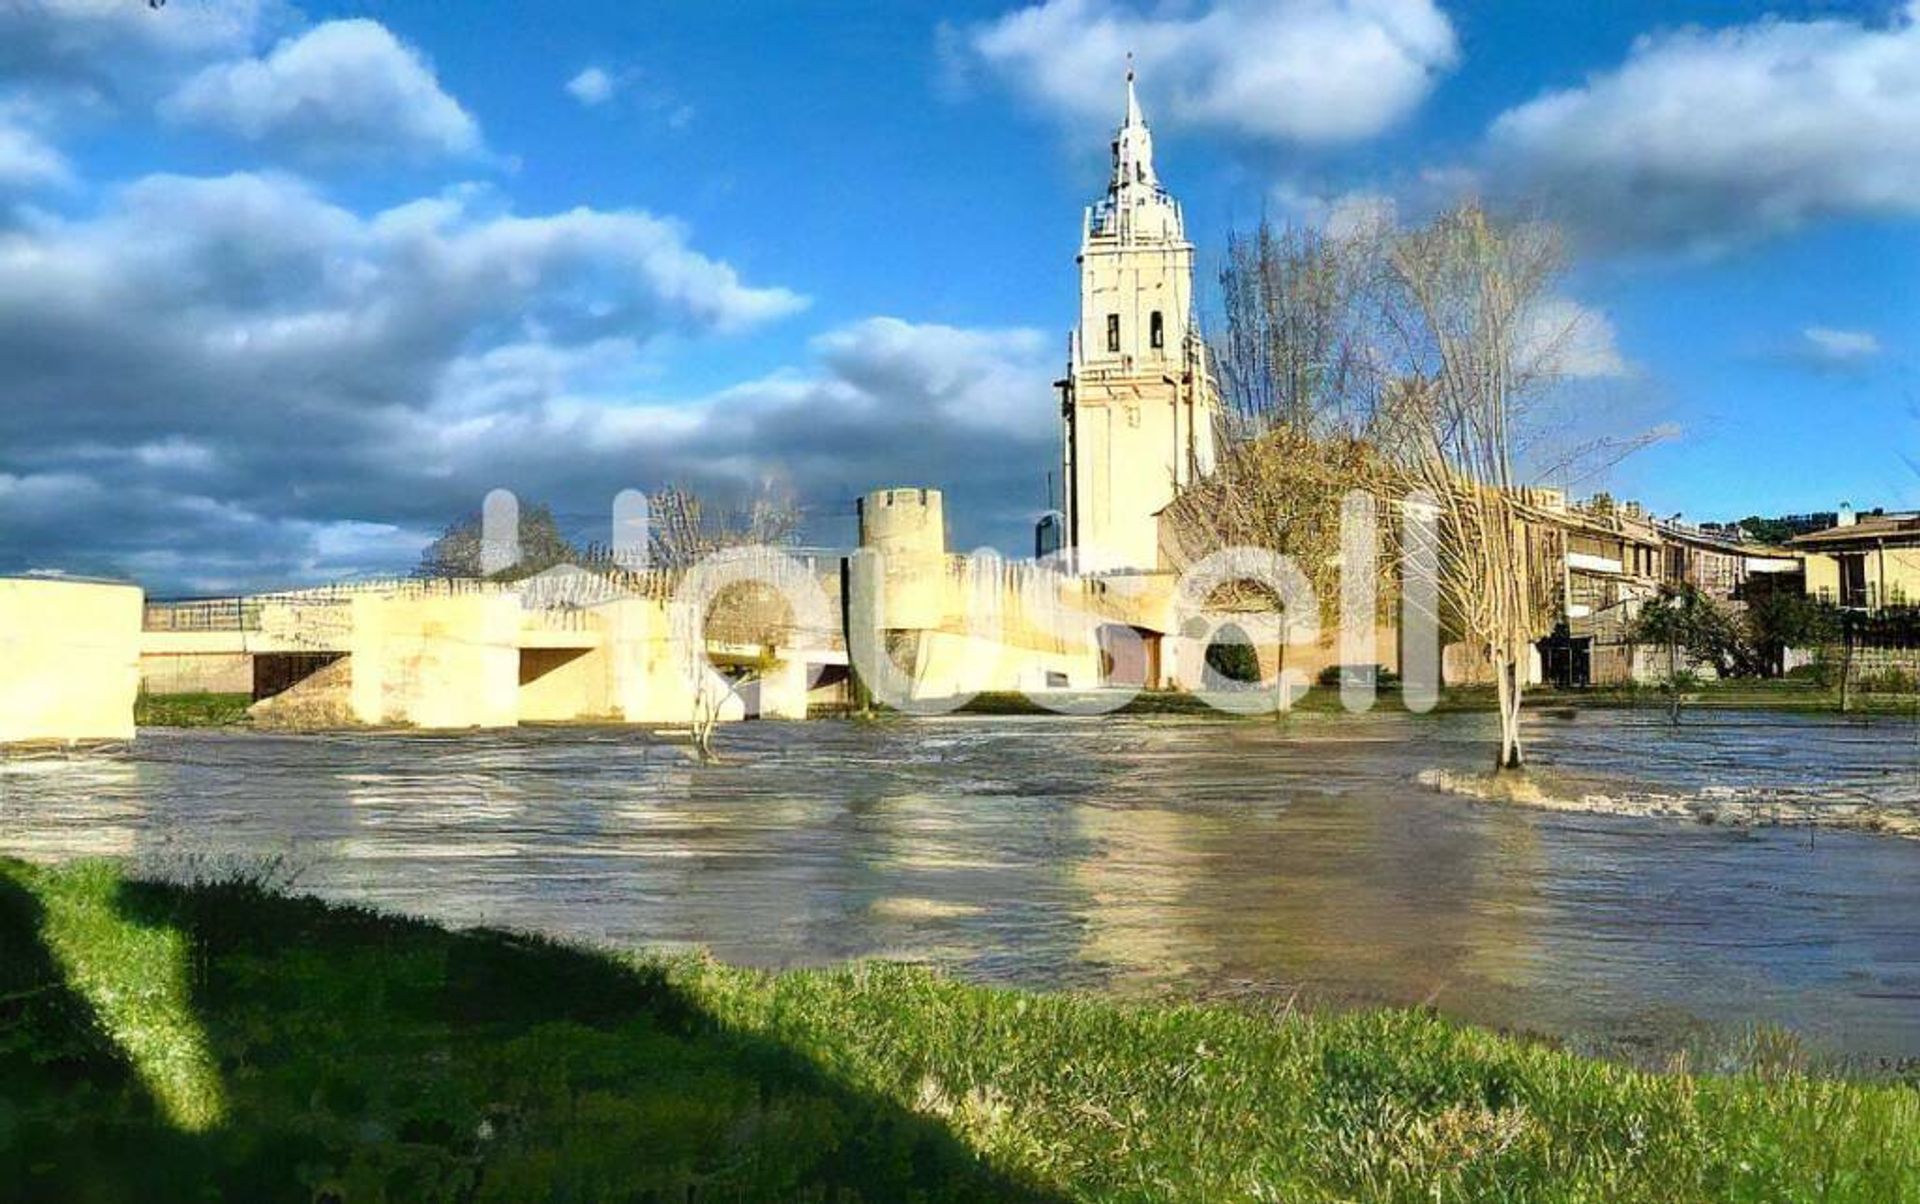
xmin=1059 ymin=65 xmax=1218 ymax=573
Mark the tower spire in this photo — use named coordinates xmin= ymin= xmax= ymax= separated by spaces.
xmin=1110 ymin=54 xmax=1157 ymax=194
xmin=1125 ymin=52 xmax=1142 ymax=128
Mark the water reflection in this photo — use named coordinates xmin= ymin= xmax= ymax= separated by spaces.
xmin=1 ymin=709 xmax=1917 ymax=1061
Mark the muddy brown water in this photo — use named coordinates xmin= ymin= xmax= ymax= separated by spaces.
xmin=3 ymin=708 xmax=1918 ymax=1064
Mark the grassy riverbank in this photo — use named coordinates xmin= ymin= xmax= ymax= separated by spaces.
xmin=2 ymin=859 xmax=1914 ymax=1201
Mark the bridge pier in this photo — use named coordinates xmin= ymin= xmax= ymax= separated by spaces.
xmin=347 ymin=592 xmax=522 ymax=728
xmin=0 ymin=578 xmax=142 ymax=746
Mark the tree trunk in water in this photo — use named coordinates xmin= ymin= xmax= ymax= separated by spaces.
xmin=691 ymin=696 xmax=720 ymax=764
xmin=1503 ymin=659 xmax=1525 ymax=770
xmin=1667 ymin=640 xmax=1681 ymax=724
xmin=1492 ymin=647 xmax=1525 ymax=771
xmin=1839 ymin=621 xmax=1854 ymax=715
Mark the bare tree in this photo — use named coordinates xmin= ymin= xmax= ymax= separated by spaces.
xmin=644 ymin=484 xmax=801 ymax=571
xmin=641 ymin=483 xmax=802 ymax=763
xmin=1185 ymin=203 xmax=1651 ymax=763
xmin=1372 ymin=204 xmax=1581 ymax=769
xmin=1214 ymin=217 xmax=1390 ymax=439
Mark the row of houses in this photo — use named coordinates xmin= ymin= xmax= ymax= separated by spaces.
xmin=1535 ymin=493 xmax=1920 ymax=687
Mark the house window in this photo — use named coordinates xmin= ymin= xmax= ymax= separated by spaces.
xmin=1149 ymin=311 xmax=1164 ymax=350
xmin=1106 ymin=313 xmax=1120 ymax=353
xmin=1840 ymin=555 xmax=1869 ymax=608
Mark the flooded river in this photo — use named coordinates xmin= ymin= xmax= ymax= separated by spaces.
xmin=3 ymin=709 xmax=1918 ymax=1063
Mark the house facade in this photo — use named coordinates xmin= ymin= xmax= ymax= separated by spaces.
xmin=1795 ymin=511 xmax=1920 ymax=611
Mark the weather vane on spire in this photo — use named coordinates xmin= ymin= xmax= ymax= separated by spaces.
xmin=1126 ymin=51 xmax=1135 ymax=84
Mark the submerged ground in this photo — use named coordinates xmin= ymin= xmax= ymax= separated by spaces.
xmin=3 ymin=857 xmax=1915 ymax=1201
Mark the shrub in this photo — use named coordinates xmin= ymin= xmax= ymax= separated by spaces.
xmin=1204 ymin=634 xmax=1262 ymax=684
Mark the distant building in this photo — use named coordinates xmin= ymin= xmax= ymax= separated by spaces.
xmin=1534 ymin=496 xmax=1807 ymax=687
xmin=1058 ymin=68 xmax=1219 ymax=574
xmin=1654 ymin=518 xmax=1800 ymax=602
xmin=1793 ymin=509 xmax=1920 ymax=610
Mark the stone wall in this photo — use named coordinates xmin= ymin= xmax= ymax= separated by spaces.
xmin=139 ymin=652 xmax=253 ymax=695
xmin=1847 ymin=644 xmax=1920 ymax=689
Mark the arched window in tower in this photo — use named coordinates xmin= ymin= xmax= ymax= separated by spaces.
xmin=1149 ymin=311 xmax=1164 ymax=351
xmin=1106 ymin=313 xmax=1120 ymax=354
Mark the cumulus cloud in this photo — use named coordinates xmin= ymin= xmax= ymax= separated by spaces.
xmin=964 ymin=0 xmax=1457 ymax=144
xmin=0 ymin=172 xmax=1065 ymax=592
xmin=164 ymin=19 xmax=482 ymax=163
xmin=0 ymin=171 xmax=814 ymax=591
xmin=99 ymin=312 xmax=1056 ymax=591
xmin=566 ymin=66 xmax=616 ymax=106
xmin=0 ymin=8 xmax=1057 ymax=592
xmin=564 ymin=64 xmax=693 ymax=128
xmin=1489 ymin=2 xmax=1920 ymax=250
xmin=374 ymin=316 xmax=1061 ymax=563
xmin=809 ymin=318 xmax=1054 ymax=440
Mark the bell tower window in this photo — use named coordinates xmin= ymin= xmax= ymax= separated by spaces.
xmin=1149 ymin=311 xmax=1164 ymax=350
xmin=1106 ymin=313 xmax=1121 ymax=353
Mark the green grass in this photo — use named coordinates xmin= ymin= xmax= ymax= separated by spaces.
xmin=2 ymin=858 xmax=1915 ymax=1201
xmin=134 ymin=691 xmax=254 ymax=728
xmin=949 ymin=680 xmax=1920 ymax=719
xmin=950 ymin=687 xmax=1493 ymax=717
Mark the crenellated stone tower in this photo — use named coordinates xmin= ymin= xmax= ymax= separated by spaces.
xmin=1059 ymin=66 xmax=1218 ymax=573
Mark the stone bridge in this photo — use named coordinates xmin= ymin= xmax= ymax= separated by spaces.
xmin=137 ymin=577 xmax=840 ymax=730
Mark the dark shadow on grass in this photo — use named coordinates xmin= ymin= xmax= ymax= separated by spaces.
xmin=0 ymin=874 xmax=209 ymax=1200
xmin=49 ymin=876 xmax=1060 ymax=1202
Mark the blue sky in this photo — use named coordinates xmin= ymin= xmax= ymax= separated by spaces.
xmin=1 ymin=0 xmax=1915 ymax=591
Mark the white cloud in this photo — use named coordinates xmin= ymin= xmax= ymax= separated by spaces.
xmin=566 ymin=66 xmax=616 ymax=106
xmin=809 ymin=318 xmax=1055 ymax=439
xmin=1803 ymin=327 xmax=1879 ymax=361
xmin=0 ymin=118 xmax=69 ymax=189
xmin=410 ymin=316 xmax=1061 ymax=531
xmin=1489 ymin=2 xmax=1920 ymax=250
xmin=0 ymin=170 xmax=811 ymax=589
xmin=1271 ymin=184 xmax=1400 ymax=238
xmin=0 ymin=308 xmax=1061 ymax=592
xmin=1796 ymin=326 xmax=1882 ymax=370
xmin=966 ymin=0 xmax=1456 ymax=144
xmin=1323 ymin=191 xmax=1396 ymax=241
xmin=132 ymin=437 xmax=218 ymax=472
xmin=164 ymin=19 xmax=482 ymax=163
xmin=0 ymin=0 xmax=266 ymax=85
xmin=1519 ymin=297 xmax=1628 ymax=381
